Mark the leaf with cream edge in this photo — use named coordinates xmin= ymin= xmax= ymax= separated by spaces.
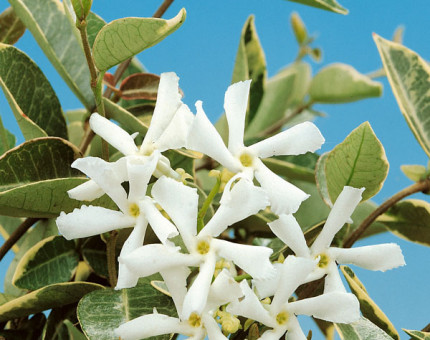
xmin=93 ymin=8 xmax=186 ymax=71
xmin=0 ymin=44 xmax=67 ymax=140
xmin=374 ymin=34 xmax=430 ymax=157
xmin=285 ymin=0 xmax=348 ymax=15
xmin=335 ymin=317 xmax=394 ymax=340
xmin=309 ymin=63 xmax=382 ymax=104
xmin=403 ymin=329 xmax=430 ymax=340
xmin=0 ymin=7 xmax=26 ymax=44
xmin=8 ymin=0 xmax=94 ymax=109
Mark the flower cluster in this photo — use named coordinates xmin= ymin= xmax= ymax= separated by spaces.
xmin=56 ymin=72 xmax=405 ymax=340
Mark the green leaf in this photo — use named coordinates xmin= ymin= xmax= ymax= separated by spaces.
xmin=0 ymin=137 xmax=114 ymax=217
xmin=119 ymin=73 xmax=160 ymax=101
xmin=93 ymin=8 xmax=186 ymax=71
xmin=0 ymin=44 xmax=68 ymax=139
xmin=87 ymin=11 xmax=106 ymax=48
xmin=378 ymin=199 xmax=430 ymax=246
xmin=42 ymin=303 xmax=79 ymax=340
xmin=309 ymin=63 xmax=382 ymax=103
xmin=245 ymin=61 xmax=311 ymax=137
xmin=262 ymin=158 xmax=315 ymax=183
xmin=0 ymin=313 xmax=46 ymax=339
xmin=400 ymin=165 xmax=428 ymax=182
xmin=403 ymin=329 xmax=430 ymax=340
xmin=13 ymin=235 xmax=80 ymax=290
xmin=0 ymin=7 xmax=26 ymax=44
xmin=82 ymin=236 xmax=108 ymax=278
xmin=316 ymin=122 xmax=389 ymax=205
xmin=9 ymin=0 xmax=94 ymax=109
xmin=285 ymin=0 xmax=348 ymax=15
xmin=0 ymin=292 xmax=15 ymax=306
xmin=0 ymin=215 xmax=23 ymax=253
xmin=335 ymin=317 xmax=393 ymax=339
xmin=0 ymin=124 xmax=16 ymax=155
xmin=0 ymin=282 xmax=103 ymax=322
xmin=71 ymin=0 xmax=92 ymax=20
xmin=78 ymin=275 xmax=176 ymax=340
xmin=341 ymin=266 xmax=400 ymax=339
xmin=374 ymin=34 xmax=430 ymax=157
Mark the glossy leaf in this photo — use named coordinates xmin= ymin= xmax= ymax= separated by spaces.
xmin=13 ymin=236 xmax=80 ymax=290
xmin=119 ymin=73 xmax=160 ymax=100
xmin=82 ymin=236 xmax=109 ymax=278
xmin=400 ymin=165 xmax=427 ymax=182
xmin=378 ymin=199 xmax=430 ymax=246
xmin=285 ymin=0 xmax=348 ymax=15
xmin=316 ymin=122 xmax=389 ymax=205
xmin=335 ymin=317 xmax=393 ymax=339
xmin=403 ymin=329 xmax=430 ymax=340
xmin=78 ymin=275 xmax=176 ymax=340
xmin=374 ymin=34 xmax=430 ymax=157
xmin=0 ymin=7 xmax=25 ymax=44
xmin=341 ymin=266 xmax=399 ymax=339
xmin=9 ymin=0 xmax=94 ymax=108
xmin=309 ymin=63 xmax=382 ymax=103
xmin=93 ymin=8 xmax=186 ymax=71
xmin=0 ymin=124 xmax=16 ymax=155
xmin=0 ymin=44 xmax=67 ymax=139
xmin=0 ymin=282 xmax=103 ymax=322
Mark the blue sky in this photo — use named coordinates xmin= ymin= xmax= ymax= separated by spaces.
xmin=1 ymin=1 xmax=429 ymax=338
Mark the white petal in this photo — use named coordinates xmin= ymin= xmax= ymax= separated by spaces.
xmin=160 ymin=266 xmax=191 ymax=318
xmin=206 ymin=269 xmax=243 ymax=310
xmin=56 ymin=206 xmax=134 ymax=239
xmin=140 ymin=198 xmax=179 ymax=245
xmin=252 ymin=262 xmax=282 ymax=299
xmin=328 ymin=243 xmax=405 ymax=271
xmin=212 ymin=239 xmax=275 ymax=280
xmin=202 ymin=313 xmax=229 ymax=340
xmin=254 ymin=162 xmax=309 ymax=215
xmin=288 ymin=292 xmax=360 ymax=323
xmin=224 ymin=80 xmax=250 ymax=155
xmin=271 ymin=256 xmax=316 ymax=313
xmin=311 ymin=186 xmax=364 ymax=254
xmin=72 ymin=157 xmax=128 ymax=212
xmin=226 ymin=281 xmax=276 ymax=327
xmin=156 ymin=103 xmax=195 ymax=151
xmin=67 ymin=180 xmax=104 ymax=201
xmin=114 ymin=313 xmax=193 ymax=340
xmin=200 ymin=179 xmax=269 ymax=238
xmin=249 ymin=122 xmax=324 ymax=158
xmin=268 ymin=215 xmax=310 ymax=258
xmin=285 ymin=316 xmax=307 ymax=340
xmin=187 ymin=101 xmax=241 ymax=172
xmin=144 ymin=72 xmax=182 ymax=144
xmin=89 ymin=113 xmax=138 ymax=155
xmin=151 ymin=176 xmax=198 ymax=249
xmin=182 ymin=253 xmax=216 ymax=319
xmin=259 ymin=327 xmax=287 ymax=340
xmin=127 ymin=152 xmax=159 ymax=201
xmin=323 ymin=262 xmax=347 ymax=293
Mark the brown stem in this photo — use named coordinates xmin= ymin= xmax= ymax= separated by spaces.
xmin=153 ymin=0 xmax=175 ymax=18
xmin=0 ymin=218 xmax=39 ymax=262
xmin=106 ymin=230 xmax=119 ymax=288
xmin=343 ymin=179 xmax=430 ymax=248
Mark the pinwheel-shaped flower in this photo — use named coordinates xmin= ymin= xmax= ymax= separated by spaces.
xmin=265 ymin=186 xmax=405 ymax=294
xmin=56 ymin=152 xmax=179 ymax=289
xmin=186 ymin=80 xmax=325 ymax=215
xmin=69 ymin=72 xmax=193 ymax=201
xmin=115 ymin=269 xmax=243 ymax=340
xmin=227 ymin=256 xmax=360 ymax=340
xmin=120 ymin=176 xmax=275 ymax=319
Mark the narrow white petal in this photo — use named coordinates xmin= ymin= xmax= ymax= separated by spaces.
xmin=187 ymin=101 xmax=241 ymax=172
xmin=89 ymin=113 xmax=138 ymax=155
xmin=56 ymin=206 xmax=134 ymax=239
xmin=224 ymin=80 xmax=250 ymax=155
xmin=328 ymin=243 xmax=405 ymax=271
xmin=151 ymin=176 xmax=198 ymax=249
xmin=252 ymin=262 xmax=282 ymax=299
xmin=323 ymin=262 xmax=347 ymax=293
xmin=144 ymin=72 xmax=182 ymax=144
xmin=254 ymin=162 xmax=309 ymax=215
xmin=127 ymin=152 xmax=159 ymax=201
xmin=68 ymin=180 xmax=104 ymax=201
xmin=271 ymin=256 xmax=316 ymax=313
xmin=207 ymin=269 xmax=243 ymax=310
xmin=182 ymin=253 xmax=216 ymax=319
xmin=141 ymin=198 xmax=179 ymax=245
xmin=212 ymin=239 xmax=275 ymax=280
xmin=288 ymin=292 xmax=360 ymax=323
xmin=114 ymin=313 xmax=193 ymax=340
xmin=160 ymin=266 xmax=191 ymax=318
xmin=311 ymin=186 xmax=364 ymax=254
xmin=268 ymin=215 xmax=310 ymax=258
xmin=156 ymin=103 xmax=195 ymax=151
xmin=200 ymin=179 xmax=269 ymax=238
xmin=202 ymin=313 xmax=229 ymax=340
xmin=285 ymin=316 xmax=307 ymax=340
xmin=249 ymin=122 xmax=324 ymax=158
xmin=259 ymin=327 xmax=287 ymax=340
xmin=226 ymin=281 xmax=276 ymax=327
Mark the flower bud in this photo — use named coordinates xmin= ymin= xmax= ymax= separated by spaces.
xmin=291 ymin=12 xmax=307 ymax=45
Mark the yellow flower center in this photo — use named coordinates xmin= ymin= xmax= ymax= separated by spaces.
xmin=128 ymin=203 xmax=140 ymax=217
xmin=317 ymin=253 xmax=330 ymax=269
xmin=188 ymin=312 xmax=202 ymax=328
xmin=276 ymin=311 xmax=289 ymax=325
xmin=239 ymin=152 xmax=254 ymax=167
xmin=196 ymin=240 xmax=210 ymax=255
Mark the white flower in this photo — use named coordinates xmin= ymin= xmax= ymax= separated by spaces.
xmin=264 ymin=186 xmax=405 ymax=295
xmin=56 ymin=152 xmax=179 ymax=289
xmin=120 ymin=176 xmax=275 ymax=319
xmin=114 ymin=269 xmax=243 ymax=340
xmin=227 ymin=256 xmax=360 ymax=340
xmin=186 ymin=80 xmax=325 ymax=215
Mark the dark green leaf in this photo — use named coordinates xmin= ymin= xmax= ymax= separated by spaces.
xmin=0 ymin=215 xmax=24 ymax=253
xmin=87 ymin=11 xmax=106 ymax=48
xmin=82 ymin=236 xmax=108 ymax=278
xmin=262 ymin=158 xmax=315 ymax=183
xmin=0 ymin=125 xmax=16 ymax=155
xmin=42 ymin=303 xmax=79 ymax=340
xmin=0 ymin=7 xmax=26 ymax=44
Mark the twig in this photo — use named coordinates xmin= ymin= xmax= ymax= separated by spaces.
xmin=0 ymin=218 xmax=39 ymax=262
xmin=153 ymin=0 xmax=175 ymax=18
